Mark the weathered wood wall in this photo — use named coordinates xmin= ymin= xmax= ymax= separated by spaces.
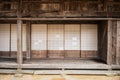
xmin=100 ymin=20 xmax=120 ymax=65
xmin=116 ymin=21 xmax=120 ymax=65
xmin=111 ymin=20 xmax=120 ymax=65
xmin=0 ymin=0 xmax=120 ymax=18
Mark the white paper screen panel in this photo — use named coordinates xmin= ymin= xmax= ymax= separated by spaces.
xmin=65 ymin=24 xmax=80 ymax=50
xmin=11 ymin=24 xmax=26 ymax=51
xmin=0 ymin=24 xmax=10 ymax=51
xmin=31 ymin=24 xmax=47 ymax=50
xmin=81 ymin=24 xmax=98 ymax=50
xmin=48 ymin=24 xmax=64 ymax=50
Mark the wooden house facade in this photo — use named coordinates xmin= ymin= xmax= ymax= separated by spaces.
xmin=0 ymin=0 xmax=120 ymax=73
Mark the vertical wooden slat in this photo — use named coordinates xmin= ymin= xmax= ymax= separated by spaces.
xmin=116 ymin=21 xmax=120 ymax=65
xmin=10 ymin=24 xmax=11 ymax=57
xmin=26 ymin=21 xmax=31 ymax=59
xmin=112 ymin=21 xmax=117 ymax=64
xmin=107 ymin=20 xmax=112 ymax=65
xmin=63 ymin=24 xmax=65 ymax=58
xmin=80 ymin=24 xmax=81 ymax=58
xmin=46 ymin=24 xmax=48 ymax=58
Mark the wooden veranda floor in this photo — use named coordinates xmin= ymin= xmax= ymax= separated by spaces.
xmin=0 ymin=58 xmax=119 ymax=70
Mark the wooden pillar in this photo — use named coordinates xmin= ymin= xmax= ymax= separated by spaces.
xmin=17 ymin=19 xmax=23 ymax=69
xmin=17 ymin=0 xmax=22 ymax=70
xmin=26 ymin=21 xmax=31 ymax=59
xmin=107 ymin=20 xmax=112 ymax=65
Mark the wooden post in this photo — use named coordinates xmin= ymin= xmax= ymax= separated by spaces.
xmin=107 ymin=20 xmax=112 ymax=65
xmin=17 ymin=0 xmax=22 ymax=70
xmin=17 ymin=19 xmax=23 ymax=70
xmin=26 ymin=21 xmax=31 ymax=59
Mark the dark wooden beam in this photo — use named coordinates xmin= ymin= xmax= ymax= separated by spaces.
xmin=0 ymin=18 xmax=120 ymax=21
xmin=21 ymin=18 xmax=120 ymax=21
xmin=26 ymin=21 xmax=31 ymax=59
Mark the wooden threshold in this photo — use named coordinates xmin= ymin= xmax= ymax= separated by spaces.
xmin=0 ymin=69 xmax=119 ymax=75
xmin=0 ymin=59 xmax=120 ymax=70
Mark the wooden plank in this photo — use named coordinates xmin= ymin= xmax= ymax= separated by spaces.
xmin=0 ymin=18 xmax=120 ymax=21
xmin=26 ymin=22 xmax=31 ymax=59
xmin=34 ymin=70 xmax=120 ymax=75
xmin=21 ymin=18 xmax=120 ymax=21
xmin=116 ymin=21 xmax=120 ymax=65
xmin=0 ymin=69 xmax=120 ymax=75
xmin=112 ymin=21 xmax=117 ymax=64
xmin=107 ymin=20 xmax=112 ymax=65
xmin=9 ymin=24 xmax=11 ymax=57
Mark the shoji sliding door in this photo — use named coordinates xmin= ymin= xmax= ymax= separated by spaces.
xmin=30 ymin=24 xmax=98 ymax=59
xmin=31 ymin=24 xmax=47 ymax=58
xmin=65 ymin=24 xmax=81 ymax=58
xmin=48 ymin=24 xmax=64 ymax=58
xmin=0 ymin=24 xmax=10 ymax=57
xmin=81 ymin=24 xmax=98 ymax=58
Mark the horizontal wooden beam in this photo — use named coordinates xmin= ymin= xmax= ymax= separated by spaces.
xmin=0 ymin=69 xmax=119 ymax=75
xmin=0 ymin=18 xmax=120 ymax=21
xmin=0 ymin=63 xmax=119 ymax=69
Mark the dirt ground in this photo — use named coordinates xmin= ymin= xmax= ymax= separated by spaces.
xmin=0 ymin=74 xmax=120 ymax=80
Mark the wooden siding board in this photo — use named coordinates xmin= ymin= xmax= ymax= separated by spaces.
xmin=107 ymin=20 xmax=113 ymax=65
xmin=112 ymin=21 xmax=117 ymax=64
xmin=116 ymin=21 xmax=120 ymax=65
xmin=26 ymin=22 xmax=31 ymax=59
